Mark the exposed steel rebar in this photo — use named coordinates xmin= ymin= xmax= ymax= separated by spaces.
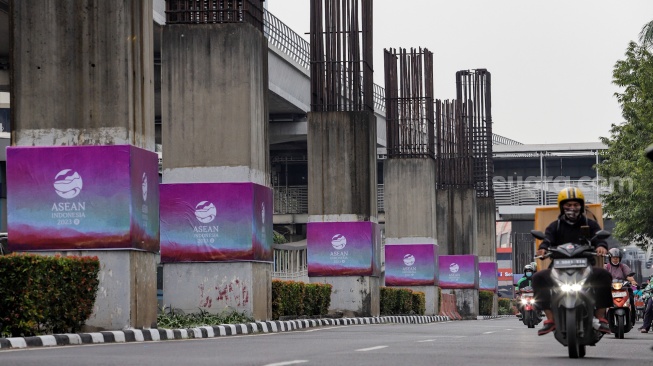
xmin=456 ymin=69 xmax=494 ymax=197
xmin=166 ymin=0 xmax=264 ymax=31
xmin=310 ymin=0 xmax=373 ymax=112
xmin=384 ymin=47 xmax=434 ymax=158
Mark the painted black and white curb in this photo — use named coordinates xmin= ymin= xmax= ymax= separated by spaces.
xmin=0 ymin=315 xmax=450 ymax=350
xmin=476 ymin=315 xmax=514 ymax=320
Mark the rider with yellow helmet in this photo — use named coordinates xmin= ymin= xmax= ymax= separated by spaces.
xmin=532 ymin=187 xmax=613 ymax=336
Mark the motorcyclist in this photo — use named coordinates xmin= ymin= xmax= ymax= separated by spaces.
xmin=638 ymin=275 xmax=653 ymax=333
xmin=605 ymin=247 xmax=638 ymax=324
xmin=531 ymin=187 xmax=612 ymax=335
xmin=515 ymin=264 xmax=536 ymax=319
xmin=516 ymin=264 xmax=535 ymax=291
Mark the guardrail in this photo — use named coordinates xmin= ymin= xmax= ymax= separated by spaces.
xmin=264 ymin=9 xmax=385 ymax=113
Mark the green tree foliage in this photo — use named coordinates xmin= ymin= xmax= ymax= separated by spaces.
xmin=598 ymin=41 xmax=653 ymax=246
xmin=641 ymin=20 xmax=653 ymax=48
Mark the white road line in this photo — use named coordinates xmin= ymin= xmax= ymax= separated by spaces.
xmin=302 ymin=326 xmax=342 ymax=332
xmin=417 ymin=336 xmax=466 ymax=342
xmin=483 ymin=331 xmax=495 ymax=334
xmin=263 ymin=361 xmax=309 ymax=366
xmin=356 ymin=345 xmax=388 ymax=352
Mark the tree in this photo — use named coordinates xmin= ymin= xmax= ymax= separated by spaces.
xmin=641 ymin=20 xmax=653 ymax=48
xmin=598 ymin=41 xmax=653 ymax=247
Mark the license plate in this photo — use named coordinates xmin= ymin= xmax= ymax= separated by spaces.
xmin=612 ymin=291 xmax=628 ymax=298
xmin=553 ymin=258 xmax=588 ymax=269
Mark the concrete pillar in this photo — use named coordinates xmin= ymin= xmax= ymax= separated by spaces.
xmin=436 ymin=189 xmax=478 ymax=255
xmin=383 ymin=158 xmax=439 ymax=315
xmin=477 ymin=197 xmax=496 ymax=262
xmin=11 ymin=0 xmax=154 ymax=149
xmin=8 ymin=0 xmax=158 ymax=330
xmin=307 ymin=111 xmax=379 ymax=317
xmin=452 ymin=288 xmax=479 ymax=320
xmin=160 ymin=22 xmax=272 ymax=321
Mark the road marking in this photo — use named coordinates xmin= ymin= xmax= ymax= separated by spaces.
xmin=418 ymin=336 xmax=466 ymax=342
xmin=302 ymin=326 xmax=341 ymax=332
xmin=264 ymin=361 xmax=308 ymax=366
xmin=483 ymin=331 xmax=495 ymax=334
xmin=356 ymin=345 xmax=388 ymax=352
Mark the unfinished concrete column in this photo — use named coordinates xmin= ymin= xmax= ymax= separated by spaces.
xmin=159 ymin=1 xmax=272 ymax=320
xmin=7 ymin=0 xmax=158 ymax=330
xmin=382 ymin=48 xmax=439 ymax=315
xmin=307 ymin=0 xmax=379 ymax=317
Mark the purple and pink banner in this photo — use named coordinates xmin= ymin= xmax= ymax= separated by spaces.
xmin=479 ymin=262 xmax=498 ymax=292
xmin=385 ymin=244 xmax=439 ymax=286
xmin=438 ymin=255 xmax=478 ymax=289
xmin=160 ymin=182 xmax=272 ymax=262
xmin=6 ymin=145 xmax=160 ymax=252
xmin=307 ymin=221 xmax=378 ymax=277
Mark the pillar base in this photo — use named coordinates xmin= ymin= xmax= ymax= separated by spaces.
xmin=42 ymin=250 xmax=157 ymax=331
xmin=445 ymin=288 xmax=479 ymax=320
xmin=310 ymin=276 xmax=379 ymax=317
xmin=162 ymin=262 xmax=271 ymax=321
xmin=401 ymin=285 xmax=439 ymax=315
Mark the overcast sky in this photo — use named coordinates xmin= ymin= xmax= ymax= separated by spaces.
xmin=267 ymin=0 xmax=653 ymax=145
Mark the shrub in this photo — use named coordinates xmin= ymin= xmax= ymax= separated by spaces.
xmin=271 ymin=280 xmax=332 ymax=319
xmin=478 ymin=290 xmax=494 ymax=316
xmin=156 ymin=306 xmax=253 ymax=329
xmin=0 ymin=254 xmax=99 ymax=337
xmin=498 ymin=298 xmax=513 ymax=315
xmin=411 ymin=291 xmax=426 ymax=315
xmin=380 ymin=287 xmax=425 ymax=315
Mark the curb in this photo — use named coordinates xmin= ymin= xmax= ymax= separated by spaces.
xmin=476 ymin=315 xmax=514 ymax=320
xmin=0 ymin=315 xmax=450 ymax=350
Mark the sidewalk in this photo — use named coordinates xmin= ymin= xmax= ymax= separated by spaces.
xmin=0 ymin=315 xmax=450 ymax=350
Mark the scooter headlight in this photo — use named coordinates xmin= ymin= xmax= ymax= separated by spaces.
xmin=521 ymin=298 xmax=528 ymax=304
xmin=560 ymin=283 xmax=583 ymax=292
xmin=612 ymin=282 xmax=623 ymax=290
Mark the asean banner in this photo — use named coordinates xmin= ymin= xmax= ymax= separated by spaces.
xmin=160 ymin=182 xmax=272 ymax=262
xmin=6 ymin=145 xmax=160 ymax=252
xmin=307 ymin=221 xmax=380 ymax=277
xmin=385 ymin=244 xmax=439 ymax=286
xmin=478 ymin=262 xmax=498 ymax=292
xmin=438 ymin=255 xmax=478 ymax=289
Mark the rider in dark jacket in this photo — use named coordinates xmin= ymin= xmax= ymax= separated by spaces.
xmin=532 ymin=187 xmax=612 ymax=336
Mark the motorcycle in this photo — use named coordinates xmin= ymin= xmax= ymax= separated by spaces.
xmin=607 ymin=275 xmax=636 ymax=338
xmin=518 ymin=286 xmax=541 ymax=328
xmin=531 ymin=228 xmax=611 ymax=359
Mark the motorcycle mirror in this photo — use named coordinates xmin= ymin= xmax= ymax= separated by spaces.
xmin=646 ymin=143 xmax=653 ymax=162
xmin=591 ymin=230 xmax=611 ymax=241
xmin=530 ymin=230 xmax=545 ymax=240
xmin=628 ymin=272 xmax=636 ymax=277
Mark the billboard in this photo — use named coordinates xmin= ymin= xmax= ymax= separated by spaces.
xmin=385 ymin=244 xmax=439 ymax=286
xmin=7 ymin=145 xmax=159 ymax=252
xmin=160 ymin=182 xmax=272 ymax=262
xmin=438 ymin=255 xmax=478 ymax=289
xmin=479 ymin=262 xmax=498 ymax=292
xmin=307 ymin=221 xmax=377 ymax=276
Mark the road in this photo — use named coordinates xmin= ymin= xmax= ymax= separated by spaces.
xmin=2 ymin=317 xmax=652 ymax=365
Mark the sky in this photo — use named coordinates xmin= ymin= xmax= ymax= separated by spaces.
xmin=267 ymin=0 xmax=653 ymax=145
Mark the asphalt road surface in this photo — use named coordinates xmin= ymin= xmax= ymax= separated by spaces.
xmin=2 ymin=317 xmax=653 ymax=365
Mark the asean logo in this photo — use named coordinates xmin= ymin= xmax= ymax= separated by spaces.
xmin=331 ymin=234 xmax=347 ymax=250
xmin=403 ymin=254 xmax=416 ymax=266
xmin=142 ymin=173 xmax=148 ymax=202
xmin=449 ymin=263 xmax=460 ymax=273
xmin=54 ymin=169 xmax=83 ymax=199
xmin=194 ymin=201 xmax=217 ymax=223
